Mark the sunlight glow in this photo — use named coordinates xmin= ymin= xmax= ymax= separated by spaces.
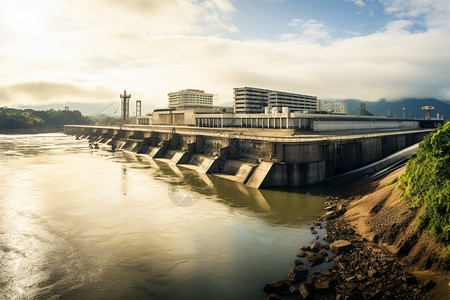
xmin=2 ymin=0 xmax=50 ymax=39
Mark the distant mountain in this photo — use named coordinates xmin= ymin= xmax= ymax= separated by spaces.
xmin=329 ymin=98 xmax=449 ymax=120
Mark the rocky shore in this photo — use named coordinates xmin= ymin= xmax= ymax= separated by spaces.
xmin=263 ymin=167 xmax=448 ymax=299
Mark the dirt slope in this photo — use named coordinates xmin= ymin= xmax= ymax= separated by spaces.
xmin=343 ymin=166 xmax=449 ymax=299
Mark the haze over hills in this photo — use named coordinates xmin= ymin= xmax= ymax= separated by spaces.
xmin=338 ymin=98 xmax=449 ymax=120
xmin=19 ymin=102 xmax=157 ymax=117
xmin=17 ymin=98 xmax=449 ymax=121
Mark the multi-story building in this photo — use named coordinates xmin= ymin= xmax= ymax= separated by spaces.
xmin=234 ymin=87 xmax=318 ymax=113
xmin=320 ymin=101 xmax=348 ymax=115
xmin=268 ymin=90 xmax=318 ymax=112
xmin=168 ymin=89 xmax=214 ymax=108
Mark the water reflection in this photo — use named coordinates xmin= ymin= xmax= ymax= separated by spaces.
xmin=121 ymin=152 xmax=324 ymax=225
xmin=0 ymin=134 xmax=324 ymax=300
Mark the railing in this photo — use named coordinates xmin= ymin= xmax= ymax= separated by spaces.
xmin=64 ymin=125 xmax=433 ymax=144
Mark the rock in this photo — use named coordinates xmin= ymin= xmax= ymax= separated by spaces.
xmin=305 ymin=252 xmax=325 ymax=267
xmin=330 ymin=240 xmax=352 ymax=253
xmin=296 ymin=252 xmax=306 ymax=257
xmin=299 ymin=283 xmax=312 ymax=300
xmin=310 ymin=242 xmax=320 ymax=251
xmin=345 ymin=276 xmax=358 ymax=283
xmin=285 ymin=266 xmax=308 ymax=283
xmin=292 ymin=259 xmax=304 ymax=266
xmin=368 ymin=268 xmax=378 ymax=278
xmin=321 ymin=211 xmax=336 ymax=221
xmin=267 ymin=294 xmax=281 ymax=300
xmin=424 ymin=279 xmax=436 ymax=290
xmin=289 ymin=286 xmax=299 ymax=295
xmin=356 ymin=275 xmax=366 ymax=282
xmin=314 ymin=280 xmax=331 ymax=291
xmin=402 ymin=273 xmax=417 ymax=285
xmin=311 ymin=241 xmax=327 ymax=250
xmin=263 ymin=279 xmax=289 ymax=294
xmin=311 ymin=229 xmax=318 ymax=234
xmin=300 ymin=246 xmax=312 ymax=251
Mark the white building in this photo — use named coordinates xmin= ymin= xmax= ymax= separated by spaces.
xmin=234 ymin=87 xmax=318 ymax=113
xmin=168 ymin=89 xmax=214 ymax=108
xmin=320 ymin=101 xmax=348 ymax=115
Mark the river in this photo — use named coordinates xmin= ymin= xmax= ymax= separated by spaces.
xmin=0 ymin=133 xmax=324 ymax=299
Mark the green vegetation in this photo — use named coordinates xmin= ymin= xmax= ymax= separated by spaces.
xmin=0 ymin=107 xmax=92 ymax=130
xmin=399 ymin=121 xmax=450 ymax=248
xmin=93 ymin=114 xmax=122 ymax=126
xmin=383 ymin=176 xmax=399 ymax=187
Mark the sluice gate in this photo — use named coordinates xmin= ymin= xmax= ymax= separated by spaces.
xmin=64 ymin=125 xmax=432 ymax=188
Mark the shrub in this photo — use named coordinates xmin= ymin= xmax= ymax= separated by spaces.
xmin=399 ymin=121 xmax=450 ymax=245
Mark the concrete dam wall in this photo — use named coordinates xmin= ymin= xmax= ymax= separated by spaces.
xmin=64 ymin=125 xmax=432 ymax=189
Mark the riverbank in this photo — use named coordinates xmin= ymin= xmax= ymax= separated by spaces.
xmin=264 ymin=166 xmax=449 ymax=299
xmin=0 ymin=128 xmax=62 ymax=134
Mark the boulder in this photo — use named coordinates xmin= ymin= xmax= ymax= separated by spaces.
xmin=424 ymin=279 xmax=436 ymax=290
xmin=299 ymin=283 xmax=312 ymax=300
xmin=402 ymin=274 xmax=417 ymax=285
xmin=292 ymin=259 xmax=304 ymax=266
xmin=306 ymin=252 xmax=325 ymax=267
xmin=289 ymin=286 xmax=300 ymax=295
xmin=285 ymin=266 xmax=308 ymax=283
xmin=368 ymin=267 xmax=379 ymax=278
xmin=314 ymin=280 xmax=331 ymax=291
xmin=263 ymin=279 xmax=289 ymax=294
xmin=330 ymin=240 xmax=352 ymax=253
xmin=267 ymin=294 xmax=281 ymax=300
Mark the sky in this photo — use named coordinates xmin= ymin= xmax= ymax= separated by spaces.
xmin=1 ymin=0 xmax=450 ymax=113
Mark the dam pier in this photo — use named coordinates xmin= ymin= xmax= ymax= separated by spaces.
xmin=64 ymin=124 xmax=437 ymax=188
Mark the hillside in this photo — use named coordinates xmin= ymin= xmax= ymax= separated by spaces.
xmin=335 ymin=98 xmax=450 ymax=120
xmin=0 ymin=107 xmax=92 ymax=131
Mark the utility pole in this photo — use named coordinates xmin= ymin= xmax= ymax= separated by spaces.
xmin=136 ymin=100 xmax=142 ymax=117
xmin=120 ymin=90 xmax=131 ymax=123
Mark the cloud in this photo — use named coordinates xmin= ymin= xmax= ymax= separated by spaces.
xmin=288 ymin=19 xmax=303 ymax=27
xmin=0 ymin=81 xmax=115 ymax=104
xmin=383 ymin=19 xmax=414 ymax=32
xmin=343 ymin=0 xmax=365 ymax=8
xmin=1 ymin=0 xmax=450 ymax=110
xmin=59 ymin=0 xmax=238 ymax=35
xmin=287 ymin=19 xmax=332 ymax=41
xmin=380 ymin=0 xmax=450 ymax=30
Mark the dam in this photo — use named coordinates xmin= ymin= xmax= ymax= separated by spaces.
xmin=64 ymin=121 xmax=441 ymax=188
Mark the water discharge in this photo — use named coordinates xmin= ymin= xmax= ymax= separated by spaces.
xmin=0 ymin=133 xmax=324 ymax=299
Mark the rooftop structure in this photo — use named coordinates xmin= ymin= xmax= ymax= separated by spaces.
xmin=320 ymin=101 xmax=348 ymax=115
xmin=168 ymin=89 xmax=214 ymax=108
xmin=234 ymin=87 xmax=318 ymax=113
